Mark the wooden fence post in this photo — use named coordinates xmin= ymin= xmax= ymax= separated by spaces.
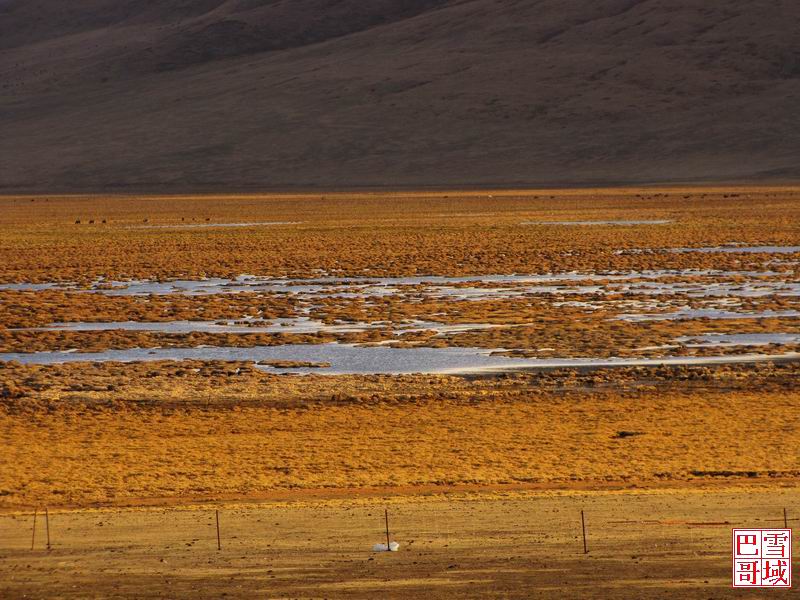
xmin=216 ymin=509 xmax=221 ymax=551
xmin=30 ymin=509 xmax=37 ymax=550
xmin=385 ymin=509 xmax=391 ymax=549
xmin=45 ymin=507 xmax=51 ymax=551
xmin=581 ymin=510 xmax=588 ymax=554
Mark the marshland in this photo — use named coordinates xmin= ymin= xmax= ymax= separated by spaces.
xmin=1 ymin=188 xmax=799 ymax=598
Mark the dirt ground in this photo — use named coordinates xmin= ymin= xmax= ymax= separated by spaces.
xmin=1 ymin=486 xmax=797 ymax=599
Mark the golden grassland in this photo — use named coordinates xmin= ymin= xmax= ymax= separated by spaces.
xmin=0 ymin=188 xmax=798 ymax=356
xmin=0 ymin=187 xmax=799 ymax=511
xmin=0 ymin=290 xmax=299 ymax=328
xmin=1 ymin=362 xmax=799 ymax=508
xmin=1 ymin=187 xmax=799 ymax=283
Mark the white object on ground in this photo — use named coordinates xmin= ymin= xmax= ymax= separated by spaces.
xmin=373 ymin=542 xmax=400 ymax=552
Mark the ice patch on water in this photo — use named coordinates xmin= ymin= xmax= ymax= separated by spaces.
xmin=14 ymin=318 xmax=513 ymax=336
xmin=128 ymin=221 xmax=300 ymax=229
xmin=672 ymin=246 xmax=800 ymax=254
xmin=522 ymin=220 xmax=673 ymax=226
xmin=1 ymin=344 xmax=798 ymax=375
xmin=617 ymin=309 xmax=800 ymax=322
xmin=0 ymin=282 xmax=66 ymax=291
xmin=3 ymin=270 xmax=794 ymax=301
xmin=676 ymin=333 xmax=800 ymax=348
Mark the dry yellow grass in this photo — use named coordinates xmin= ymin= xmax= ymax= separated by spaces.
xmin=1 ymin=188 xmax=799 ymax=357
xmin=1 ymin=188 xmax=799 ymax=282
xmin=0 ymin=187 xmax=798 ymax=511
xmin=2 ymin=362 xmax=799 ymax=507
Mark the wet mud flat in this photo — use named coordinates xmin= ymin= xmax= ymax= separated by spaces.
xmin=2 ymin=258 xmax=800 ymax=370
xmin=3 ymin=343 xmax=800 ymax=375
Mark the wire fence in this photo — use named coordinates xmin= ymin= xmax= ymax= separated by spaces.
xmin=4 ymin=495 xmax=797 ymax=554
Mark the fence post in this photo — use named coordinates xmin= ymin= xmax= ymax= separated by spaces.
xmin=581 ymin=510 xmax=588 ymax=554
xmin=30 ymin=509 xmax=37 ymax=550
xmin=385 ymin=509 xmax=391 ymax=549
xmin=216 ymin=509 xmax=221 ymax=551
xmin=45 ymin=507 xmax=51 ymax=551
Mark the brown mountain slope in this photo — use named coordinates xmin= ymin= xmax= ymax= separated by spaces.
xmin=0 ymin=0 xmax=798 ymax=191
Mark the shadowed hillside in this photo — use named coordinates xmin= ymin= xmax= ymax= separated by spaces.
xmin=0 ymin=0 xmax=798 ymax=191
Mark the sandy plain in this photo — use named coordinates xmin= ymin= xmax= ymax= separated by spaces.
xmin=1 ymin=487 xmax=799 ymax=599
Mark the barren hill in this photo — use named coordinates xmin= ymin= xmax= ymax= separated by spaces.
xmin=1 ymin=0 xmax=798 ymax=191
